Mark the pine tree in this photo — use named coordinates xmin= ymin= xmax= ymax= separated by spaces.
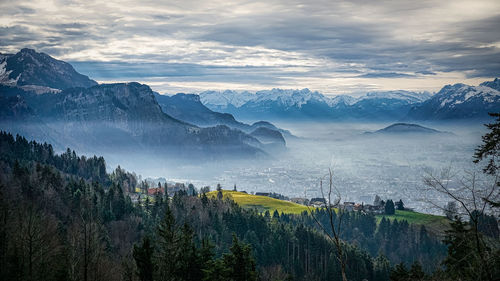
xmin=199 ymin=238 xmax=216 ymax=276
xmin=385 ymin=200 xmax=395 ymax=215
xmin=395 ymin=199 xmax=405 ymax=211
xmin=177 ymin=223 xmax=203 ymax=281
xmin=373 ymin=254 xmax=390 ymax=281
xmin=222 ymin=234 xmax=257 ymax=281
xmin=442 ymin=218 xmax=479 ymax=280
xmin=408 ymin=261 xmax=425 ymax=280
xmin=390 ymin=263 xmax=409 ymax=281
xmin=156 ymin=205 xmax=179 ymax=281
xmin=133 ymin=236 xmax=154 ymax=281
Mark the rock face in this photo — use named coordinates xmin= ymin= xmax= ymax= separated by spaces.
xmin=0 ymin=86 xmax=61 ymax=146
xmin=0 ymin=48 xmax=97 ymax=91
xmin=15 ymin=82 xmax=265 ymax=157
xmin=406 ymin=81 xmax=500 ymax=120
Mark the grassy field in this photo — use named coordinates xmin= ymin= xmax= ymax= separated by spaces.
xmin=206 ymin=190 xmax=450 ymax=233
xmin=376 ymin=210 xmax=450 ymax=234
xmin=207 ymin=190 xmax=311 ymax=214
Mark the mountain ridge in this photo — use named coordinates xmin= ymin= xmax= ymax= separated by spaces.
xmin=406 ymin=80 xmax=500 ymax=120
xmin=0 ymin=48 xmax=97 ymax=91
xmin=200 ymin=88 xmax=432 ymax=121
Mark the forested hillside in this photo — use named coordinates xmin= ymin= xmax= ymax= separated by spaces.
xmin=0 ymin=131 xmax=497 ymax=281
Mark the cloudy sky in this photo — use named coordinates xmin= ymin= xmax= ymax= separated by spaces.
xmin=1 ymin=0 xmax=499 ymax=95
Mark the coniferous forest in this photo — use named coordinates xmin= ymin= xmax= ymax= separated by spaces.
xmin=1 ymin=125 xmax=499 ymax=281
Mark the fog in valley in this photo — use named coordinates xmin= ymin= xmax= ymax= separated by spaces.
xmin=94 ymin=120 xmax=488 ymax=214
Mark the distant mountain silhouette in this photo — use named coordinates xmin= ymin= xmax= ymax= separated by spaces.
xmin=366 ymin=123 xmax=450 ymax=135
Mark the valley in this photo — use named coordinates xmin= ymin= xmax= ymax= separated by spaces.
xmin=114 ymin=121 xmax=484 ymax=215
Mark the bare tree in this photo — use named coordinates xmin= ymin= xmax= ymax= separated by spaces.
xmin=423 ymin=167 xmax=499 ymax=281
xmin=15 ymin=203 xmax=61 ymax=281
xmin=307 ymin=169 xmax=348 ymax=281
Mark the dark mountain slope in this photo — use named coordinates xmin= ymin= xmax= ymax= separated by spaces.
xmin=154 ymin=92 xmax=292 ymax=144
xmin=372 ymin=123 xmax=443 ymax=134
xmin=155 ymin=92 xmax=247 ymax=129
xmin=1 ymin=48 xmax=97 ymax=90
xmin=2 ymin=82 xmax=265 ymax=158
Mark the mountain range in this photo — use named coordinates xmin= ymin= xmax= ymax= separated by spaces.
xmin=154 ymin=92 xmax=293 ymax=144
xmin=0 ymin=49 xmax=274 ymax=159
xmin=200 ymin=84 xmax=499 ymax=121
xmin=1 ymin=48 xmax=499 ymax=161
xmin=199 ymin=89 xmax=433 ymax=120
xmin=406 ymin=81 xmax=500 ymax=120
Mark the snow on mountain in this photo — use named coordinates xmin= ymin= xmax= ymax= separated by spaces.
xmin=406 ymin=80 xmax=500 ymax=120
xmin=199 ymin=87 xmax=431 ymax=120
xmin=480 ymin=78 xmax=500 ymax=91
xmin=200 ymin=88 xmax=429 ymax=111
xmin=357 ymin=90 xmax=432 ymax=103
xmin=200 ymin=88 xmax=330 ymax=109
xmin=199 ymin=90 xmax=254 ymax=110
xmin=252 ymin=88 xmax=331 ymax=108
xmin=0 ymin=48 xmax=97 ymax=91
xmin=435 ymin=84 xmax=500 ymax=108
xmin=0 ymin=59 xmax=19 ymax=86
xmin=329 ymin=95 xmax=357 ymax=106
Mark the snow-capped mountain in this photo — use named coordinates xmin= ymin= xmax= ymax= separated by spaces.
xmin=199 ymin=90 xmax=254 ymax=112
xmin=357 ymin=90 xmax=431 ymax=103
xmin=480 ymin=78 xmax=500 ymax=91
xmin=199 ymin=88 xmax=431 ymax=120
xmin=201 ymin=88 xmax=332 ymax=109
xmin=406 ymin=80 xmax=500 ymax=120
xmin=252 ymin=88 xmax=331 ymax=107
xmin=346 ymin=90 xmax=433 ymax=120
xmin=330 ymin=95 xmax=357 ymax=106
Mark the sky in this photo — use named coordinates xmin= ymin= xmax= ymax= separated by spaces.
xmin=0 ymin=0 xmax=499 ymax=96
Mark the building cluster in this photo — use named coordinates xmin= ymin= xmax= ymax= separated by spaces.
xmin=130 ymin=182 xmax=188 ymax=203
xmin=341 ymin=202 xmax=385 ymax=214
xmin=265 ymin=193 xmax=390 ymax=214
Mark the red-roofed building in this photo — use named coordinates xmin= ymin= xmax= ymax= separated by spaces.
xmin=147 ymin=187 xmax=165 ymax=195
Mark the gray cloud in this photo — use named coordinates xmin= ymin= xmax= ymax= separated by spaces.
xmin=0 ymin=0 xmax=499 ymax=93
xmin=357 ymin=73 xmax=415 ymax=78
